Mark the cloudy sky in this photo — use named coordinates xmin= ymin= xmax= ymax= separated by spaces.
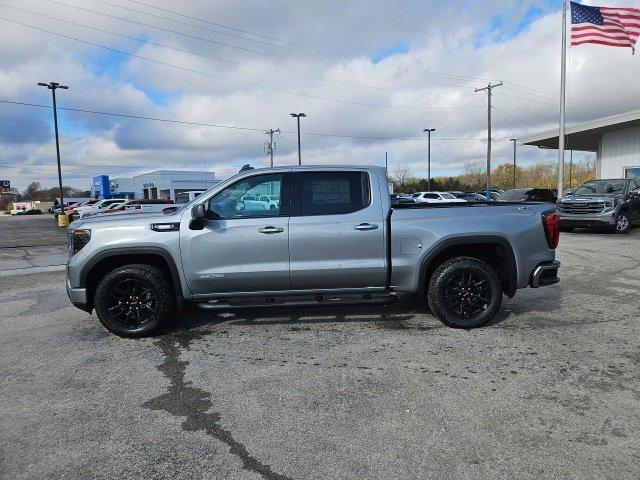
xmin=1 ymin=0 xmax=638 ymax=190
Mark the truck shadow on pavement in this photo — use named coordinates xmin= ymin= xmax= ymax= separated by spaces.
xmin=158 ymin=291 xmax=564 ymax=336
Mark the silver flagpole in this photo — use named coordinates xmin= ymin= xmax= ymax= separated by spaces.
xmin=558 ymin=0 xmax=568 ymax=198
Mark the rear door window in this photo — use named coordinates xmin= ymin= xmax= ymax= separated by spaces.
xmin=292 ymin=171 xmax=370 ymax=216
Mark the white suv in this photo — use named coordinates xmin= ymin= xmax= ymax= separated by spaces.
xmin=413 ymin=192 xmax=467 ymax=204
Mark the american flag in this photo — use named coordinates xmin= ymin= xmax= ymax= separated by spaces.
xmin=570 ymin=1 xmax=640 ymax=52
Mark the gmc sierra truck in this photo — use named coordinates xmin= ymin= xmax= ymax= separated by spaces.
xmin=66 ymin=166 xmax=561 ymax=337
xmin=558 ymin=178 xmax=640 ymax=234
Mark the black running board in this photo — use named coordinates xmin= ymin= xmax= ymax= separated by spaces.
xmin=197 ymin=293 xmax=398 ymax=311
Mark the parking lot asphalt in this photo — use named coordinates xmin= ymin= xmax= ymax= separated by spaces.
xmin=0 ymin=215 xmax=68 ymax=275
xmin=1 ymin=226 xmax=639 ymax=479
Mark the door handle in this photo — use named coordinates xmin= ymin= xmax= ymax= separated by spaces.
xmin=259 ymin=226 xmax=284 ymax=234
xmin=354 ymin=223 xmax=379 ymax=231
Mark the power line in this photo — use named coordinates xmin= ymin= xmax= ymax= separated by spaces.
xmin=36 ymin=0 xmax=476 ymax=89
xmin=0 ymin=17 xmax=483 ymax=111
xmin=492 ymin=105 xmax=538 ymax=128
xmin=0 ymin=3 xmax=479 ymax=97
xmin=501 ymin=81 xmax=624 ymax=110
xmin=0 ymin=99 xmax=491 ymax=141
xmin=104 ymin=0 xmax=489 ymax=83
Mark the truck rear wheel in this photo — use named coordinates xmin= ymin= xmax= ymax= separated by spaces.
xmin=427 ymin=256 xmax=502 ymax=328
xmin=94 ymin=264 xmax=174 ymax=337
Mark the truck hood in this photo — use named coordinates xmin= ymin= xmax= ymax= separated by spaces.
xmin=70 ymin=210 xmax=180 ymax=229
xmin=560 ymin=194 xmax=621 ymax=203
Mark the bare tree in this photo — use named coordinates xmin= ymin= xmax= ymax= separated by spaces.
xmin=460 ymin=161 xmax=486 ymax=191
xmin=24 ymin=182 xmax=42 ymax=201
xmin=390 ymin=164 xmax=414 ymax=186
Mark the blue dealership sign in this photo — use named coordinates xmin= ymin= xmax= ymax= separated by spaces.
xmin=92 ymin=175 xmax=110 ymax=199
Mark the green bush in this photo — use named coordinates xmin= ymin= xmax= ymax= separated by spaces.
xmin=22 ymin=209 xmax=43 ymax=215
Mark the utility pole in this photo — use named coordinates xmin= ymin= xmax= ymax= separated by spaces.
xmin=290 ymin=113 xmax=306 ymax=165
xmin=265 ymin=128 xmax=280 ymax=167
xmin=475 ymin=81 xmax=502 ymax=199
xmin=423 ymin=128 xmax=436 ymax=191
xmin=509 ymin=138 xmax=517 ymax=189
xmin=38 ymin=81 xmax=68 ymax=209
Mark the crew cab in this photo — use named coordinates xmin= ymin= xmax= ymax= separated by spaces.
xmin=558 ymin=178 xmax=640 ymax=234
xmin=66 ymin=166 xmax=561 ymax=337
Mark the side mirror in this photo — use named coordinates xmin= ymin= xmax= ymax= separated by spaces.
xmin=190 ymin=203 xmax=206 ymax=230
xmin=191 ymin=204 xmax=205 ymax=219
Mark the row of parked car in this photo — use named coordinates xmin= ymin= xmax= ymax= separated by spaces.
xmin=55 ymin=198 xmax=175 ymax=221
xmin=391 ymin=187 xmax=558 ymax=205
xmin=392 ymin=178 xmax=640 ymax=234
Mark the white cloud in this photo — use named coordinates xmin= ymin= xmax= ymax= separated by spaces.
xmin=2 ymin=0 xmax=634 ymax=190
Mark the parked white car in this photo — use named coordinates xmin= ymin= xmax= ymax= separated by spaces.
xmin=413 ymin=192 xmax=467 ymax=204
xmin=75 ymin=199 xmax=126 ymax=219
xmin=176 ymin=191 xmax=206 ymax=204
xmin=257 ymin=195 xmax=280 ymax=210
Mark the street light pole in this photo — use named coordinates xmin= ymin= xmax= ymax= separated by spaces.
xmin=423 ymin=128 xmax=436 ymax=191
xmin=290 ymin=113 xmax=306 ymax=165
xmin=38 ymin=82 xmax=68 ymax=209
xmin=510 ymin=138 xmax=517 ymax=189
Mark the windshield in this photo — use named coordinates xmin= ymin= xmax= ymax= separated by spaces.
xmin=440 ymin=193 xmax=456 ymax=199
xmin=574 ymin=180 xmax=626 ymax=195
xmin=498 ymin=189 xmax=527 ymax=201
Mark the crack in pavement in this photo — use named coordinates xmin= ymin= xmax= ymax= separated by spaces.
xmin=143 ymin=330 xmax=293 ymax=480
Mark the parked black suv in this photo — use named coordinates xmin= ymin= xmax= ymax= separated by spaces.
xmin=557 ymin=178 xmax=640 ymax=234
xmin=497 ymin=188 xmax=557 ymax=203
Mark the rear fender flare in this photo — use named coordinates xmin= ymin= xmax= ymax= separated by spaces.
xmin=417 ymin=235 xmax=518 ymax=298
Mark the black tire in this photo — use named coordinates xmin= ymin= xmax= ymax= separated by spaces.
xmin=427 ymin=256 xmax=502 ymax=329
xmin=614 ymin=212 xmax=631 ymax=234
xmin=94 ymin=264 xmax=174 ymax=337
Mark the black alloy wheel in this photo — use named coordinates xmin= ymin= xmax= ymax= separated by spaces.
xmin=427 ymin=256 xmax=503 ymax=328
xmin=106 ymin=278 xmax=158 ymax=330
xmin=442 ymin=269 xmax=493 ymax=320
xmin=94 ymin=264 xmax=174 ymax=337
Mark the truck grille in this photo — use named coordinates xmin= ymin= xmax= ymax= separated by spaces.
xmin=558 ymin=202 xmax=605 ymax=214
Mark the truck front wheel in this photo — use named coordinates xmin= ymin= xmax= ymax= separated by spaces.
xmin=94 ymin=264 xmax=174 ymax=337
xmin=427 ymin=256 xmax=502 ymax=328
xmin=614 ymin=212 xmax=631 ymax=234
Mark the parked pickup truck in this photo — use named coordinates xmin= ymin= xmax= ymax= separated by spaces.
xmin=558 ymin=178 xmax=640 ymax=234
xmin=66 ymin=166 xmax=561 ymax=337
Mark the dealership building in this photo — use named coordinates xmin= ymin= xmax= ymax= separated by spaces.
xmin=91 ymin=170 xmax=219 ymax=201
xmin=520 ymin=109 xmax=640 ymax=180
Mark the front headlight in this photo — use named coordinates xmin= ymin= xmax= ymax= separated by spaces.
xmin=604 ymin=200 xmax=616 ymax=211
xmin=69 ymin=229 xmax=91 ymax=257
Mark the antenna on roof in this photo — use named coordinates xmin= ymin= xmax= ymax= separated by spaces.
xmin=240 ymin=164 xmax=254 ymax=172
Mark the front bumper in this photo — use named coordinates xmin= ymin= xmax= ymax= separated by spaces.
xmin=529 ymin=261 xmax=561 ymax=288
xmin=559 ymin=211 xmax=616 ymax=228
xmin=66 ymin=279 xmax=91 ymax=312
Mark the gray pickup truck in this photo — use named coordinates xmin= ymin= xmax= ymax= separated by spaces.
xmin=558 ymin=178 xmax=640 ymax=234
xmin=66 ymin=166 xmax=561 ymax=337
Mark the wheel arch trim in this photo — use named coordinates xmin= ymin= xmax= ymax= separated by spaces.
xmin=416 ymin=235 xmax=518 ymax=298
xmin=78 ymin=246 xmax=186 ymax=307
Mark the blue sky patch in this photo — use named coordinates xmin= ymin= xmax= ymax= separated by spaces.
xmin=371 ymin=41 xmax=410 ymax=64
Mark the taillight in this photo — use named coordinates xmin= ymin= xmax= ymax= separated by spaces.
xmin=542 ymin=211 xmax=560 ymax=249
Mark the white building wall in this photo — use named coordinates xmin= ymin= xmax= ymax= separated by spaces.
xmin=600 ymin=126 xmax=640 ymax=179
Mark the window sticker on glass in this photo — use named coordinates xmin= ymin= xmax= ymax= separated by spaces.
xmin=311 ymin=180 xmax=350 ymax=204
